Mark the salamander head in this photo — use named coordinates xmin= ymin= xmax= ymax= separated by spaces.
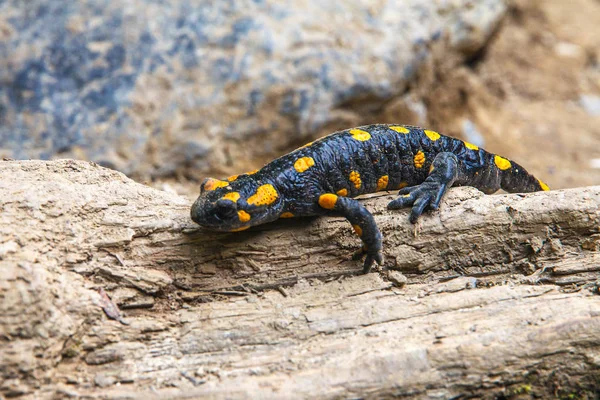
xmin=190 ymin=175 xmax=283 ymax=232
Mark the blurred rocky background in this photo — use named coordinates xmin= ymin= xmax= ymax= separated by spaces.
xmin=1 ymin=0 xmax=599 ymax=193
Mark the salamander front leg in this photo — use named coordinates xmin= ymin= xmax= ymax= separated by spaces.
xmin=318 ymin=194 xmax=383 ymax=273
xmin=388 ymin=152 xmax=459 ymax=223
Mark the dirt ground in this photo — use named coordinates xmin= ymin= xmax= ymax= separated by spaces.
xmin=154 ymin=0 xmax=600 ymax=199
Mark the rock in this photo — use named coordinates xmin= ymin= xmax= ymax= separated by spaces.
xmin=85 ymin=343 xmax=146 ymax=366
xmin=386 ymin=270 xmax=408 ymax=287
xmin=435 ymin=277 xmax=478 ymax=293
xmin=0 ymin=0 xmax=507 ymax=178
xmin=0 ymin=240 xmax=19 ymax=259
xmin=109 ymin=287 xmax=155 ymax=309
xmin=580 ymin=95 xmax=600 ymax=117
xmin=94 ymin=374 xmax=116 ymax=388
xmin=554 ymin=41 xmax=585 ymax=59
xmin=97 ymin=265 xmax=173 ymax=294
xmin=85 ymin=348 xmax=124 ymax=366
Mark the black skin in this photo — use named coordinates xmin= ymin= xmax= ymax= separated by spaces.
xmin=191 ymin=124 xmax=549 ymax=273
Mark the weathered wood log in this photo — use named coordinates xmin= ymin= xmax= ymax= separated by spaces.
xmin=1 ymin=160 xmax=599 ymax=399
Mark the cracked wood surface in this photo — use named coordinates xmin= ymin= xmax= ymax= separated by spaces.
xmin=1 ymin=159 xmax=599 ymax=399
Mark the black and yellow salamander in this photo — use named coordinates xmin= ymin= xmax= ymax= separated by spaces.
xmin=191 ymin=124 xmax=549 ymax=273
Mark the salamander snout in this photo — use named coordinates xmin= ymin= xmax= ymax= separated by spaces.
xmin=191 ymin=195 xmax=244 ymax=232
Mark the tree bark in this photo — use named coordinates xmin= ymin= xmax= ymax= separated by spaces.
xmin=1 ymin=159 xmax=599 ymax=399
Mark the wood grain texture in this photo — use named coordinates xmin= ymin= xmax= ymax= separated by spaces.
xmin=1 ymin=160 xmax=598 ymax=399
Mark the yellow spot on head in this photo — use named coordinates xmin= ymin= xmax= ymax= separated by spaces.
xmin=424 ymin=130 xmax=441 ymax=141
xmin=389 ymin=126 xmax=410 ymax=134
xmin=349 ymin=171 xmax=362 ymax=189
xmin=398 ymin=182 xmax=408 ymax=189
xmin=539 ymin=180 xmax=550 ymax=191
xmin=318 ymin=193 xmax=338 ymax=210
xmin=414 ymin=150 xmax=426 ymax=169
xmin=336 ymin=188 xmax=348 ymax=197
xmin=227 ymin=175 xmax=239 ymax=182
xmin=230 ymin=226 xmax=250 ymax=232
xmin=494 ymin=155 xmax=512 ymax=170
xmin=237 ymin=210 xmax=251 ymax=223
xmin=376 ymin=175 xmax=389 ymax=191
xmin=349 ymin=128 xmax=371 ymax=141
xmin=280 ymin=212 xmax=295 ymax=218
xmin=464 ymin=142 xmax=479 ymax=151
xmin=247 ymin=184 xmax=279 ymax=206
xmin=294 ymin=156 xmax=315 ymax=173
xmin=204 ymin=178 xmax=229 ymax=192
xmin=222 ymin=192 xmax=240 ymax=202
xmin=352 ymin=224 xmax=363 ymax=237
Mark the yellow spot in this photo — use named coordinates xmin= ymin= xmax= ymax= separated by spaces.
xmin=336 ymin=188 xmax=348 ymax=197
xmin=318 ymin=193 xmax=338 ymax=210
xmin=352 ymin=224 xmax=363 ymax=237
xmin=222 ymin=192 xmax=240 ymax=202
xmin=398 ymin=182 xmax=408 ymax=189
xmin=300 ymin=141 xmax=314 ymax=149
xmin=349 ymin=129 xmax=371 ymax=142
xmin=227 ymin=175 xmax=239 ymax=182
xmin=230 ymin=226 xmax=250 ymax=232
xmin=464 ymin=142 xmax=479 ymax=151
xmin=247 ymin=169 xmax=259 ymax=175
xmin=237 ymin=210 xmax=251 ymax=223
xmin=248 ymin=184 xmax=279 ymax=206
xmin=376 ymin=175 xmax=389 ymax=191
xmin=424 ymin=130 xmax=441 ymax=141
xmin=414 ymin=150 xmax=426 ymax=169
xmin=349 ymin=171 xmax=362 ymax=189
xmin=204 ymin=179 xmax=228 ymax=192
xmin=280 ymin=212 xmax=295 ymax=218
xmin=349 ymin=128 xmax=371 ymax=141
xmin=294 ymin=156 xmax=315 ymax=173
xmin=539 ymin=180 xmax=550 ymax=191
xmin=389 ymin=125 xmax=410 ymax=134
xmin=429 ymin=164 xmax=435 ymax=174
xmin=494 ymin=155 xmax=512 ymax=170
xmin=402 ymin=194 xmax=410 ymax=198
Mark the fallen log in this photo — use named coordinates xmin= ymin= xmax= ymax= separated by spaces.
xmin=1 ymin=159 xmax=598 ymax=398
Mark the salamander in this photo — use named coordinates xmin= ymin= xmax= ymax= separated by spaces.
xmin=191 ymin=124 xmax=549 ymax=273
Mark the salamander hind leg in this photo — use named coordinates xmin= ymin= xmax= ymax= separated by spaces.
xmin=318 ymin=193 xmax=383 ymax=273
xmin=388 ymin=152 xmax=459 ymax=223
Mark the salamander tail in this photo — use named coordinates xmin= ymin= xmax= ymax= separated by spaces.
xmin=494 ymin=155 xmax=549 ymax=193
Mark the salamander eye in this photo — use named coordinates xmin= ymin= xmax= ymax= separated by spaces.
xmin=214 ymin=199 xmax=237 ymax=220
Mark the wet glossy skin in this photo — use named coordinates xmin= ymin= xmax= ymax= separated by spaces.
xmin=191 ymin=124 xmax=549 ymax=272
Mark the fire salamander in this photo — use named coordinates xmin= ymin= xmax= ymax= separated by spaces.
xmin=191 ymin=124 xmax=549 ymax=273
